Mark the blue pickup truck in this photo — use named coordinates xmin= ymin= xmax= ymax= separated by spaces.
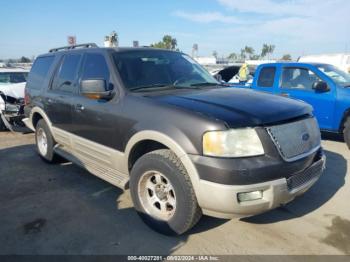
xmin=232 ymin=62 xmax=350 ymax=148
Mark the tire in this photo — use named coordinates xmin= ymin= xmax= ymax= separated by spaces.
xmin=0 ymin=117 xmax=6 ymax=131
xmin=35 ymin=119 xmax=58 ymax=163
xmin=129 ymin=149 xmax=202 ymax=235
xmin=344 ymin=117 xmax=350 ymax=149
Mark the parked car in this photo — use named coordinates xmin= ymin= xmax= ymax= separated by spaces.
xmin=231 ymin=62 xmax=350 ymax=148
xmin=0 ymin=67 xmax=29 ymax=130
xmin=298 ymin=53 xmax=350 ymax=73
xmin=24 ymin=44 xmax=325 ymax=235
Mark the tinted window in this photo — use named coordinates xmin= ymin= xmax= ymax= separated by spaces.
xmin=27 ymin=56 xmax=54 ymax=89
xmin=281 ymin=67 xmax=321 ymax=90
xmin=0 ymin=72 xmax=28 ymax=84
xmin=113 ymin=50 xmax=218 ymax=90
xmin=52 ymin=54 xmax=82 ymax=93
xmin=257 ymin=67 xmax=276 ymax=87
xmin=81 ymin=54 xmax=110 ymax=83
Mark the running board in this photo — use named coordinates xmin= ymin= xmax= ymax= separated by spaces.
xmin=54 ymin=146 xmax=129 ymax=190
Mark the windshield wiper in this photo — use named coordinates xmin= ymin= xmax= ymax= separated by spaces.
xmin=129 ymin=83 xmax=206 ymax=92
xmin=129 ymin=84 xmax=172 ymax=92
xmin=190 ymin=82 xmax=222 ymax=87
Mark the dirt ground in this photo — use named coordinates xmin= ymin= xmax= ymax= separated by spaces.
xmin=0 ymin=131 xmax=349 ymax=255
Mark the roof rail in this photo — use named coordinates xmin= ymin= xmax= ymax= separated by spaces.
xmin=49 ymin=43 xmax=98 ymax=53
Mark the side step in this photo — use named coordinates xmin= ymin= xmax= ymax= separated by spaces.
xmin=54 ymin=146 xmax=129 ymax=190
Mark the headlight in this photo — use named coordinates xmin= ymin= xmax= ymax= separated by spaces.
xmin=203 ymin=128 xmax=264 ymax=157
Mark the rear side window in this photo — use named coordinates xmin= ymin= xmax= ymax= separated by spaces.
xmin=27 ymin=56 xmax=54 ymax=89
xmin=52 ymin=54 xmax=82 ymax=93
xmin=257 ymin=67 xmax=276 ymax=87
xmin=81 ymin=53 xmax=110 ymax=83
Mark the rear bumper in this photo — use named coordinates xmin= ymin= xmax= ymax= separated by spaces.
xmin=194 ymin=153 xmax=326 ymax=219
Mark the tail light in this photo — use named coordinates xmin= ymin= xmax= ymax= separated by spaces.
xmin=24 ymin=88 xmax=30 ymax=105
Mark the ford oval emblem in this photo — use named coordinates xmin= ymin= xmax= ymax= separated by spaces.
xmin=302 ymin=133 xmax=310 ymax=141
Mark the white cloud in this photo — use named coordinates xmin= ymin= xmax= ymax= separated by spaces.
xmin=217 ymin=0 xmax=347 ymax=17
xmin=173 ymin=0 xmax=350 ymax=57
xmin=173 ymin=11 xmax=242 ymax=24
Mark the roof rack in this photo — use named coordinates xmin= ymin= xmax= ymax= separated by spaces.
xmin=49 ymin=43 xmax=98 ymax=53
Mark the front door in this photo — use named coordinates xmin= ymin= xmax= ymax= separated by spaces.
xmin=71 ymin=52 xmax=121 ymax=149
xmin=278 ymin=66 xmax=336 ymax=130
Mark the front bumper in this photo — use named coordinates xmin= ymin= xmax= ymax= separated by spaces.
xmin=193 ymin=152 xmax=326 ymax=219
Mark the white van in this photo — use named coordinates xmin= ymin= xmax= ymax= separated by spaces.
xmin=298 ymin=53 xmax=350 ymax=73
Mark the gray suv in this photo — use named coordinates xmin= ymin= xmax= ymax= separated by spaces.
xmin=24 ymin=43 xmax=325 ymax=235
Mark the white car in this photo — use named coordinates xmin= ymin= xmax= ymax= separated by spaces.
xmin=0 ymin=68 xmax=29 ymax=130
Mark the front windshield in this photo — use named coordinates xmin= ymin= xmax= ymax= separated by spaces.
xmin=0 ymin=72 xmax=28 ymax=84
xmin=316 ymin=64 xmax=350 ymax=87
xmin=113 ymin=50 xmax=219 ymax=91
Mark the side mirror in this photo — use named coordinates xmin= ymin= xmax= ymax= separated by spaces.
xmin=214 ymin=74 xmax=222 ymax=82
xmin=312 ymin=81 xmax=330 ymax=92
xmin=81 ymin=79 xmax=113 ymax=100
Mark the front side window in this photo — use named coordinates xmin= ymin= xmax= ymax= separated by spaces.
xmin=281 ymin=67 xmax=321 ymax=90
xmin=81 ymin=53 xmax=110 ymax=83
xmin=316 ymin=64 xmax=350 ymax=87
xmin=113 ymin=50 xmax=218 ymax=91
xmin=52 ymin=54 xmax=82 ymax=92
xmin=0 ymin=72 xmax=28 ymax=84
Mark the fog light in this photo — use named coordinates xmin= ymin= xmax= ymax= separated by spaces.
xmin=237 ymin=191 xmax=263 ymax=202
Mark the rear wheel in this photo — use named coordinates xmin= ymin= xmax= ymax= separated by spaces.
xmin=344 ymin=117 xmax=350 ymax=149
xmin=35 ymin=119 xmax=58 ymax=162
xmin=129 ymin=149 xmax=202 ymax=235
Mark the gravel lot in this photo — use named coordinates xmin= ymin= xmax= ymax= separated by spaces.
xmin=0 ymin=131 xmax=349 ymax=255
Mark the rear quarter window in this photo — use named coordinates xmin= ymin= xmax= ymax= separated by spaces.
xmin=27 ymin=56 xmax=55 ymax=90
xmin=257 ymin=66 xmax=276 ymax=87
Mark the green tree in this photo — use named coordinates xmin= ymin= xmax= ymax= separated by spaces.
xmin=240 ymin=48 xmax=246 ymax=60
xmin=281 ymin=54 xmax=292 ymax=61
xmin=250 ymin=54 xmax=261 ymax=60
xmin=151 ymin=35 xmax=178 ymax=50
xmin=261 ymin=44 xmax=275 ymax=59
xmin=19 ymin=56 xmax=31 ymax=63
xmin=244 ymin=46 xmax=255 ymax=59
xmin=228 ymin=52 xmax=238 ymax=60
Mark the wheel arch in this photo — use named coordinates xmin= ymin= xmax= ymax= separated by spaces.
xmin=29 ymin=107 xmax=52 ymax=131
xmin=339 ymin=108 xmax=350 ymax=133
xmin=125 ymin=131 xmax=201 ymax=194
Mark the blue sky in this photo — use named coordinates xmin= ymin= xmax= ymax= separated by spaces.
xmin=1 ymin=0 xmax=349 ymax=59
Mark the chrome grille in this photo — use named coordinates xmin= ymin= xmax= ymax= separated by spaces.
xmin=287 ymin=158 xmax=324 ymax=191
xmin=266 ymin=117 xmax=321 ymax=162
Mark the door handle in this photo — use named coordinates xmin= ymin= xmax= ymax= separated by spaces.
xmin=75 ymin=104 xmax=85 ymax=111
xmin=281 ymin=93 xmax=290 ymax=97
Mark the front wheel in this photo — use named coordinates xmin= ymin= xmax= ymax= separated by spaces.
xmin=129 ymin=149 xmax=202 ymax=235
xmin=344 ymin=117 xmax=350 ymax=149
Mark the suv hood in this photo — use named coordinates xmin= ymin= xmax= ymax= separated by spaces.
xmin=149 ymin=88 xmax=312 ymax=128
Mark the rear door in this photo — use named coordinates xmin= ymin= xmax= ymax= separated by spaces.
xmin=45 ymin=53 xmax=82 ymax=132
xmin=277 ymin=66 xmax=336 ymax=130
